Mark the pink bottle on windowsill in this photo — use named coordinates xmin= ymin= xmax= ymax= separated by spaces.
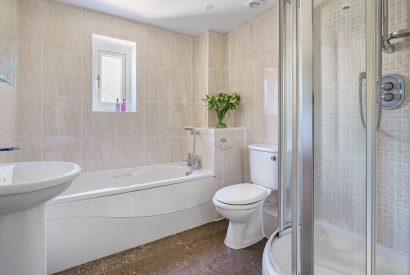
xmin=121 ymin=98 xmax=126 ymax=112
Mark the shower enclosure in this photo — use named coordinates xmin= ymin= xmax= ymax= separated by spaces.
xmin=267 ymin=0 xmax=410 ymax=274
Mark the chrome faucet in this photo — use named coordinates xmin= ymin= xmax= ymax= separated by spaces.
xmin=184 ymin=127 xmax=200 ymax=175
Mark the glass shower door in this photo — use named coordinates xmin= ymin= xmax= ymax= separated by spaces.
xmin=312 ymin=0 xmax=368 ymax=274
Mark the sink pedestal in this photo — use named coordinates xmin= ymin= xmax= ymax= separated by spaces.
xmin=0 ymin=205 xmax=46 ymax=275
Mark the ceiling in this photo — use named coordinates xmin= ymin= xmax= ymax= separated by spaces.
xmin=56 ymin=0 xmax=277 ymax=36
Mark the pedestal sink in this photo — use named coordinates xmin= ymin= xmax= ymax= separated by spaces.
xmin=0 ymin=162 xmax=81 ymax=275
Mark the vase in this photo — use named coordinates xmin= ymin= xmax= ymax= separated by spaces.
xmin=216 ymin=112 xmax=227 ymax=128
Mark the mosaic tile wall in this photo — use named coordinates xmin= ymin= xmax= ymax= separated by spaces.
xmin=314 ymin=0 xmax=410 ymax=255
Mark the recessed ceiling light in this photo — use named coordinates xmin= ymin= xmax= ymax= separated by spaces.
xmin=244 ymin=0 xmax=265 ymax=8
xmin=206 ymin=4 xmax=214 ymax=10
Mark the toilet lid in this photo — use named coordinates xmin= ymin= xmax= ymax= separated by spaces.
xmin=214 ymin=183 xmax=268 ymax=205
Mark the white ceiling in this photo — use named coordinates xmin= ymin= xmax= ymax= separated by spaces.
xmin=56 ymin=0 xmax=277 ymax=36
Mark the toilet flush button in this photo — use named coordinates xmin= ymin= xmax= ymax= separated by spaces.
xmin=271 ymin=156 xmax=277 ymax=161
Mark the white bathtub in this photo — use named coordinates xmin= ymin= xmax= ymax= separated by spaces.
xmin=46 ymin=163 xmax=217 ymax=274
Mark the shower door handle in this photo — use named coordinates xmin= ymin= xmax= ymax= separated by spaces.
xmin=359 ymin=72 xmax=367 ymax=128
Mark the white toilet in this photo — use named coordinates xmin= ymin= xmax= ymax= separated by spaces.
xmin=213 ymin=144 xmax=278 ymax=249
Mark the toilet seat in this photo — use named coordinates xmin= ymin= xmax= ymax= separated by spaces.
xmin=214 ymin=183 xmax=270 ymax=205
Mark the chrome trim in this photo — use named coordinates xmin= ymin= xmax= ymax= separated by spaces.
xmin=290 ymin=0 xmax=299 ymax=272
xmin=366 ymin=0 xmax=378 ymax=274
xmin=299 ymin=0 xmax=314 ymax=273
xmin=278 ymin=0 xmax=284 ymax=235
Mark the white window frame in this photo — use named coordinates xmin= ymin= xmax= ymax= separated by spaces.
xmin=92 ymin=34 xmax=137 ymax=112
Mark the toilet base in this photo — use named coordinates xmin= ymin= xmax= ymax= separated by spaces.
xmin=223 ymin=203 xmax=265 ymax=249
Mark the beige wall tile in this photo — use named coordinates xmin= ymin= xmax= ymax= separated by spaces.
xmin=236 ymin=23 xmax=254 ymax=64
xmin=170 ymin=103 xmax=191 ymax=137
xmin=115 ymin=18 xmax=145 ymax=65
xmin=254 ymin=54 xmax=278 ymax=100
xmin=170 ymin=70 xmax=192 ymax=103
xmin=170 ymin=34 xmax=193 ymax=71
xmin=144 ymin=102 xmax=170 ymax=138
xmin=18 ymin=0 xmax=42 ymax=48
xmin=4 ymin=141 xmax=42 ymax=162
xmin=16 ymin=94 xmax=42 ymax=142
xmin=144 ymin=26 xmax=169 ymax=67
xmin=43 ymin=96 xmax=81 ymax=142
xmin=0 ymin=84 xmax=16 ymax=147
xmin=82 ymin=99 xmax=115 ymax=140
xmin=114 ymin=105 xmax=145 ymax=140
xmin=17 ymin=47 xmax=43 ymax=94
xmin=115 ymin=138 xmax=145 ymax=168
xmin=209 ymin=31 xmax=226 ymax=69
xmin=43 ymin=0 xmax=82 ymax=53
xmin=253 ymin=9 xmax=279 ymax=59
xmin=43 ymin=140 xmax=81 ymax=164
xmin=208 ymin=68 xmax=226 ymax=95
xmin=145 ymin=138 xmax=170 ymax=165
xmin=82 ymin=9 xmax=116 ymax=56
xmin=237 ymin=62 xmax=255 ymax=102
xmin=145 ymin=66 xmax=169 ymax=103
xmin=44 ymin=50 xmax=81 ymax=97
xmin=170 ymin=136 xmax=190 ymax=163
xmin=81 ymin=139 xmax=116 ymax=171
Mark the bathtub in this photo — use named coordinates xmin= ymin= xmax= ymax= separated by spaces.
xmin=45 ymin=163 xmax=216 ymax=274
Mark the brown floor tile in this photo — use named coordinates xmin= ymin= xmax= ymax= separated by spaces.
xmin=54 ymin=259 xmax=104 ymax=275
xmin=176 ymin=219 xmax=228 ymax=245
xmin=185 ymin=230 xmax=234 ymax=266
xmin=55 ymin=220 xmax=268 ymax=275
xmin=102 ymin=234 xmax=183 ymax=272
xmin=105 ymin=245 xmax=197 ymax=275
xmin=207 ymin=250 xmax=263 ymax=275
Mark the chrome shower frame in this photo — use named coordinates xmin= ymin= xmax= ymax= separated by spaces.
xmin=279 ymin=0 xmax=382 ymax=274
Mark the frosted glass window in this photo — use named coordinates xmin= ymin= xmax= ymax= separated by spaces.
xmin=92 ymin=34 xmax=136 ymax=112
xmin=99 ymin=51 xmax=125 ymax=104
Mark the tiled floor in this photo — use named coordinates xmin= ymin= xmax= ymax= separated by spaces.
xmin=56 ymin=219 xmax=267 ymax=275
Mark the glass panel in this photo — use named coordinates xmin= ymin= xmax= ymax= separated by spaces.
xmin=376 ymin=0 xmax=410 ymax=274
xmin=280 ymin=0 xmax=294 ymax=232
xmin=313 ymin=0 xmax=367 ymax=274
xmin=100 ymin=51 xmax=125 ymax=104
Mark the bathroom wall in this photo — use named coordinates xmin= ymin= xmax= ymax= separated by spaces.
xmin=314 ymin=0 xmax=409 ymax=255
xmin=192 ymin=127 xmax=246 ymax=190
xmin=0 ymin=0 xmax=17 ymax=162
xmin=192 ymin=31 xmax=228 ymax=128
xmin=227 ymin=8 xmax=280 ymax=180
xmin=5 ymin=0 xmax=194 ymax=171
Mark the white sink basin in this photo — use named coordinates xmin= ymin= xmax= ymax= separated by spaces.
xmin=0 ymin=161 xmax=81 ymax=275
xmin=0 ymin=161 xmax=81 ymax=216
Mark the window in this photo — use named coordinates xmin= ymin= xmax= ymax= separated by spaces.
xmin=92 ymin=34 xmax=136 ymax=112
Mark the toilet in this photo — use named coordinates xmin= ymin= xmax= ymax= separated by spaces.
xmin=213 ymin=144 xmax=278 ymax=249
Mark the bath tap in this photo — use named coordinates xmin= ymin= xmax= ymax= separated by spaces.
xmin=185 ymin=153 xmax=200 ymax=176
xmin=184 ymin=128 xmax=200 ymax=175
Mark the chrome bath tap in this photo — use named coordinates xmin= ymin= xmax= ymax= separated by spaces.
xmin=184 ymin=127 xmax=200 ymax=175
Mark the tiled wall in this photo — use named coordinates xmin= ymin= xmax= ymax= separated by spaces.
xmin=314 ymin=0 xmax=409 ymax=255
xmin=227 ymin=8 xmax=280 ymax=180
xmin=0 ymin=83 xmax=16 ymax=162
xmin=192 ymin=127 xmax=246 ymax=190
xmin=0 ymin=0 xmax=17 ymax=162
xmin=3 ymin=0 xmax=194 ymax=171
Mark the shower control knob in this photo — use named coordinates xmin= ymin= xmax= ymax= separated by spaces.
xmin=382 ymin=92 xmax=394 ymax=102
xmin=382 ymin=82 xmax=394 ymax=91
xmin=271 ymin=155 xmax=277 ymax=161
